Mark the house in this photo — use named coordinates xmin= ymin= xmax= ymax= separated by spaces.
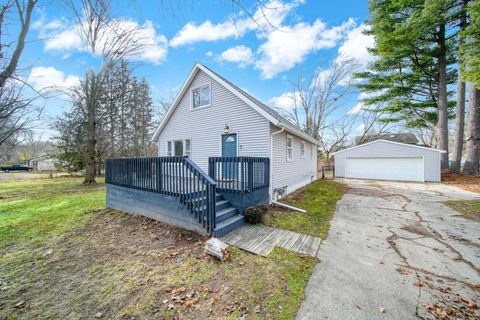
xmin=152 ymin=63 xmax=319 ymax=198
xmin=333 ymin=139 xmax=445 ymax=182
xmin=105 ymin=63 xmax=319 ymax=237
xmin=27 ymin=155 xmax=58 ymax=172
xmin=354 ymin=132 xmax=419 ymax=146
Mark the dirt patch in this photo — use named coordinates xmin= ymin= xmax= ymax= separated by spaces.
xmin=347 ymin=187 xmax=391 ymax=198
xmin=442 ymin=173 xmax=480 ymax=194
xmin=0 ymin=210 xmax=315 ymax=319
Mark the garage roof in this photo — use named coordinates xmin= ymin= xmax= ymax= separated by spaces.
xmin=332 ymin=139 xmax=447 ymax=155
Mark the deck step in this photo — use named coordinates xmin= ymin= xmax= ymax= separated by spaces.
xmin=215 ymin=200 xmax=231 ymax=211
xmin=216 ymin=207 xmax=238 ymax=223
xmin=213 ymin=214 xmax=245 ymax=237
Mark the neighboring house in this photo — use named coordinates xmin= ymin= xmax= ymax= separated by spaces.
xmin=355 ymin=133 xmax=419 ymax=146
xmin=27 ymin=155 xmax=58 ymax=172
xmin=333 ymin=139 xmax=445 ymax=182
xmin=152 ymin=63 xmax=319 ymax=199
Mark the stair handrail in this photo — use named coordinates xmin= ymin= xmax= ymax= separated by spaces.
xmin=181 ymin=157 xmax=217 ymax=234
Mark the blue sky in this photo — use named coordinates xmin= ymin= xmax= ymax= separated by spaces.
xmin=20 ymin=0 xmax=373 ymax=138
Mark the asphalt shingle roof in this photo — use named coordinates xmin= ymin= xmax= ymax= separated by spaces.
xmin=201 ymin=64 xmax=314 ymax=141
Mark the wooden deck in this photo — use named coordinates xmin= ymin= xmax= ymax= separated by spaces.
xmin=219 ymin=225 xmax=322 ymax=257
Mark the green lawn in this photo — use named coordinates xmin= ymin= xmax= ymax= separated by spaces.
xmin=263 ymin=179 xmax=348 ymax=238
xmin=444 ymin=199 xmax=480 ymax=222
xmin=0 ymin=177 xmax=315 ymax=319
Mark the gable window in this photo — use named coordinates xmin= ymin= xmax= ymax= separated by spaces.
xmin=191 ymin=83 xmax=211 ymax=109
xmin=286 ymin=135 xmax=293 ymax=162
xmin=167 ymin=141 xmax=172 ymax=156
xmin=300 ymin=141 xmax=306 ymax=159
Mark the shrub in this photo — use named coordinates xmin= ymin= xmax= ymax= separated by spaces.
xmin=243 ymin=205 xmax=267 ymax=224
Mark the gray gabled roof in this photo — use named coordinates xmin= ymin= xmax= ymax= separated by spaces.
xmin=153 ymin=63 xmax=319 ymax=145
xmin=201 ymin=65 xmax=307 ymax=137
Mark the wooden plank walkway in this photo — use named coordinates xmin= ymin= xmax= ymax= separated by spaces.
xmin=219 ymin=225 xmax=322 ymax=257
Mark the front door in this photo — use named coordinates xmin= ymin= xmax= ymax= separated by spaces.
xmin=221 ymin=133 xmax=237 ymax=179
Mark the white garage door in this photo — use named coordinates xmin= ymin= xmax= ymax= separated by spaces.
xmin=345 ymin=157 xmax=424 ymax=182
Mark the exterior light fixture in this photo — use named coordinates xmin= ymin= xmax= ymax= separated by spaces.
xmin=224 ymin=124 xmax=230 ymax=133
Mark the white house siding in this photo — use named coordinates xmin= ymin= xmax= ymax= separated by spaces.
xmin=334 ymin=140 xmax=441 ymax=182
xmin=270 ymin=124 xmax=318 ymax=196
xmin=157 ymin=70 xmax=270 ymax=172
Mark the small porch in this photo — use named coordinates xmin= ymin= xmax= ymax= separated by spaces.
xmin=105 ymin=156 xmax=270 ymax=236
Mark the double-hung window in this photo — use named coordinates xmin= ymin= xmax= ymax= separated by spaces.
xmin=300 ymin=141 xmax=306 ymax=159
xmin=286 ymin=135 xmax=293 ymax=162
xmin=174 ymin=140 xmax=183 ymax=156
xmin=191 ymin=84 xmax=211 ymax=109
xmin=167 ymin=141 xmax=172 ymax=156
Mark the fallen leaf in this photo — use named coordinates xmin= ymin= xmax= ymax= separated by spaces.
xmin=396 ymin=268 xmax=411 ymax=275
xmin=378 ymin=306 xmax=385 ymax=313
xmin=162 ymin=299 xmax=168 ymax=304
xmin=414 ymin=279 xmax=424 ymax=287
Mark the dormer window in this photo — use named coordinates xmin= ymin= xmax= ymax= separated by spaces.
xmin=191 ymin=83 xmax=211 ymax=109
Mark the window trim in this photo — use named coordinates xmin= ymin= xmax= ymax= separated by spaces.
xmin=190 ymin=82 xmax=212 ymax=110
xmin=300 ymin=141 xmax=306 ymax=159
xmin=286 ymin=134 xmax=293 ymax=162
xmin=184 ymin=138 xmax=191 ymax=157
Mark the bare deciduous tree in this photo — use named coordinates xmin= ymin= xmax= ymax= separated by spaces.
xmin=279 ymin=59 xmax=358 ymax=140
xmin=0 ymin=0 xmax=39 ymax=146
xmin=63 ymin=0 xmax=151 ymax=184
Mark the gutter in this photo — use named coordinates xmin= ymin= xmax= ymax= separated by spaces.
xmin=269 ymin=124 xmax=307 ymax=214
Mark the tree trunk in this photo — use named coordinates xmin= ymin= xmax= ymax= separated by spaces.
xmin=451 ymin=81 xmax=466 ymax=172
xmin=83 ymin=71 xmax=98 ymax=184
xmin=451 ymin=3 xmax=467 ymax=173
xmin=436 ymin=23 xmax=449 ymax=170
xmin=463 ymin=86 xmax=480 ymax=174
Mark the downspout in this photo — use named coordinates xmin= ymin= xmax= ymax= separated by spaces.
xmin=269 ymin=124 xmax=307 ymax=213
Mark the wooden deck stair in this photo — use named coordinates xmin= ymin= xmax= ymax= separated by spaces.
xmin=191 ymin=194 xmax=245 ymax=237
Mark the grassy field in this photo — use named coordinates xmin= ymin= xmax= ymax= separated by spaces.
xmin=0 ymin=177 xmax=315 ymax=319
xmin=263 ymin=179 xmax=348 ymax=238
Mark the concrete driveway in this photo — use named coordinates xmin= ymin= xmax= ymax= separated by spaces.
xmin=297 ymin=179 xmax=480 ymax=320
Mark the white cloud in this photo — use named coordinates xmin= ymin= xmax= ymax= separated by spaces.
xmin=217 ymin=45 xmax=254 ymax=67
xmin=355 ymin=123 xmax=365 ymax=133
xmin=169 ymin=19 xmax=248 ymax=47
xmin=337 ymin=23 xmax=374 ymax=68
xmin=205 ymin=50 xmax=213 ymax=57
xmin=347 ymin=102 xmax=364 ymax=115
xmin=169 ymin=0 xmax=300 ymax=47
xmin=255 ymin=18 xmax=355 ymax=79
xmin=27 ymin=66 xmax=80 ymax=93
xmin=268 ymin=91 xmax=301 ymax=110
xmin=40 ymin=18 xmax=168 ymax=64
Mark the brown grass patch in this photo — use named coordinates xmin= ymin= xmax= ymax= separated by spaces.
xmin=442 ymin=172 xmax=480 ymax=194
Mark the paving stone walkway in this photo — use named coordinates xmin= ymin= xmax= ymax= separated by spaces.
xmin=219 ymin=224 xmax=322 ymax=257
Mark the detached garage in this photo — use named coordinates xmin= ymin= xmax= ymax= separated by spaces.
xmin=333 ymin=140 xmax=445 ymax=182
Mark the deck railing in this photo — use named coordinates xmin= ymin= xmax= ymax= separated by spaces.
xmin=105 ymin=157 xmax=217 ymax=233
xmin=208 ymin=157 xmax=270 ymax=193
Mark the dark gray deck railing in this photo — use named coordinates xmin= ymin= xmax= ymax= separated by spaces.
xmin=105 ymin=157 xmax=217 ymax=233
xmin=208 ymin=157 xmax=270 ymax=193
